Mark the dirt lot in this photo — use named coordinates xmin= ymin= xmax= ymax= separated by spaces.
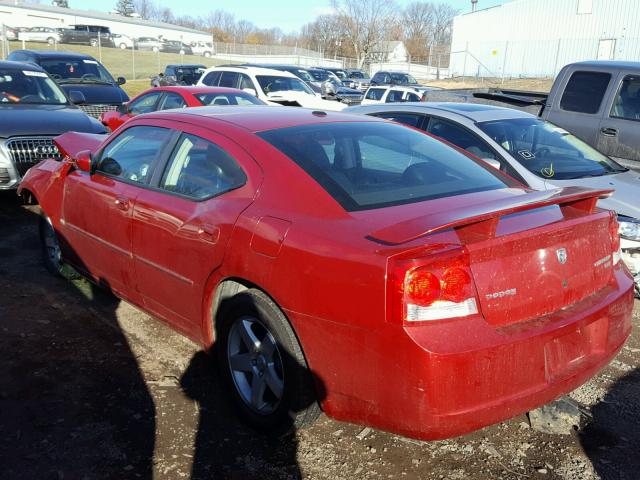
xmin=427 ymin=77 xmax=554 ymax=93
xmin=1 ymin=193 xmax=639 ymax=480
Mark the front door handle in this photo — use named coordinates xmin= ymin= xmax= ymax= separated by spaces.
xmin=114 ymin=196 xmax=129 ymax=211
xmin=600 ymin=127 xmax=618 ymax=137
xmin=197 ymin=224 xmax=219 ymax=243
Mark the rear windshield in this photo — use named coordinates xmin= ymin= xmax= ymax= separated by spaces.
xmin=258 ymin=122 xmax=511 ymax=211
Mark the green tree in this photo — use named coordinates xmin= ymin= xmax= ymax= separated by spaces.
xmin=115 ymin=0 xmax=135 ymax=16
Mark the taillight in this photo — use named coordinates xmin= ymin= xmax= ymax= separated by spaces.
xmin=389 ymin=247 xmax=479 ymax=325
xmin=610 ymin=213 xmax=622 ymax=265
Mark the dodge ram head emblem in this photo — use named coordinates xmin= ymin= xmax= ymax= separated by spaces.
xmin=556 ymin=248 xmax=567 ymax=265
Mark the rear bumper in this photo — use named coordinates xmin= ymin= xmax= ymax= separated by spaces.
xmin=298 ymin=266 xmax=634 ymax=440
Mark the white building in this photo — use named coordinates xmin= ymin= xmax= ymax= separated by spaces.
xmin=450 ymin=0 xmax=640 ymax=78
xmin=371 ymin=41 xmax=409 ymax=63
xmin=0 ymin=0 xmax=212 ymax=44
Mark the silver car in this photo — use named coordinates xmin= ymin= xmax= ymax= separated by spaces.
xmin=17 ymin=27 xmax=60 ymax=45
xmin=347 ymin=102 xmax=640 ymax=294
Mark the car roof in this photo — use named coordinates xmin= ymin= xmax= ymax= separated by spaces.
xmin=205 ymin=65 xmax=298 ymax=77
xmin=10 ymin=49 xmax=96 ymax=61
xmin=0 ymin=59 xmax=46 ymax=71
xmin=349 ymin=102 xmax=536 ymax=123
xmin=145 ymin=106 xmax=382 ymax=132
xmin=166 ymin=64 xmax=206 ymax=68
xmin=570 ymin=60 xmax=640 ymax=70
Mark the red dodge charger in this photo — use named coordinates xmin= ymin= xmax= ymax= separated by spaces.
xmin=100 ymin=86 xmax=265 ymax=131
xmin=19 ymin=106 xmax=634 ymax=440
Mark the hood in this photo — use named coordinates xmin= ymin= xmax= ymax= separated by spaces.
xmin=59 ymin=84 xmax=129 ymax=104
xmin=0 ymin=105 xmax=106 ymax=138
xmin=265 ymin=91 xmax=347 ymax=111
xmin=547 ymin=170 xmax=640 ymax=219
xmin=336 ymin=86 xmax=363 ymax=95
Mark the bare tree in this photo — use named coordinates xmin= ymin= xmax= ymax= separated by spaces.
xmin=332 ymin=0 xmax=397 ymax=68
xmin=431 ymin=3 xmax=456 ymax=46
xmin=133 ymin=0 xmax=157 ymax=19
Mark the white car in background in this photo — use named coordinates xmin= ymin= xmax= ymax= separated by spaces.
xmin=347 ymin=101 xmax=640 ymax=295
xmin=198 ymin=65 xmax=347 ymax=111
xmin=362 ymin=85 xmax=424 ymax=104
xmin=17 ymin=27 xmax=60 ymax=45
xmin=190 ymin=40 xmax=214 ymax=58
xmin=112 ymin=33 xmax=134 ymax=49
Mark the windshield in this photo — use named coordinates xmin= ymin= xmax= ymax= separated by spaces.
xmin=174 ymin=67 xmax=205 ymax=84
xmin=308 ymin=70 xmax=331 ymax=81
xmin=292 ymin=69 xmax=315 ymax=82
xmin=477 ymin=118 xmax=627 ymax=180
xmin=258 ymin=122 xmax=511 ymax=211
xmin=255 ymin=75 xmax=315 ymax=95
xmin=194 ymin=92 xmax=264 ymax=106
xmin=391 ymin=73 xmax=417 ymax=84
xmin=349 ymin=71 xmax=367 ymax=79
xmin=0 ymin=68 xmax=68 ymax=105
xmin=332 ymin=70 xmax=347 ymax=79
xmin=40 ymin=58 xmax=116 ymax=84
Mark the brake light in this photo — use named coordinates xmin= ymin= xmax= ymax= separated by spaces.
xmin=390 ymin=248 xmax=479 ymax=325
xmin=610 ymin=213 xmax=622 ymax=265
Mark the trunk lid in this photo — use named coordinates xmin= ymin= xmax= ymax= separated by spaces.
xmin=368 ymin=187 xmax=615 ymax=327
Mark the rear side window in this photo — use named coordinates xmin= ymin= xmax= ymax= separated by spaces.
xmin=98 ymin=126 xmax=171 ymax=184
xmin=160 ymin=133 xmax=247 ymax=200
xmin=258 ymin=122 xmax=511 ymax=211
xmin=219 ymin=71 xmax=238 ymax=88
xmin=386 ymin=90 xmax=405 ymax=103
xmin=560 ymin=71 xmax=611 ymax=114
xmin=202 ymin=71 xmax=221 ymax=86
xmin=366 ymin=88 xmax=385 ymax=100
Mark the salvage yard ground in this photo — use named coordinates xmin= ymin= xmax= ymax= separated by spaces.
xmin=1 ymin=194 xmax=638 ymax=480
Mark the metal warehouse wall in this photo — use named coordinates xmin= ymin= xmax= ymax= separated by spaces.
xmin=0 ymin=1 xmax=211 ymax=44
xmin=450 ymin=0 xmax=640 ymax=78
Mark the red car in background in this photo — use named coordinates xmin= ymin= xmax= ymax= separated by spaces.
xmin=19 ymin=107 xmax=634 ymax=440
xmin=100 ymin=86 xmax=265 ymax=131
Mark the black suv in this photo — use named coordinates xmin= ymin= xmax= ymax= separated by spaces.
xmin=151 ymin=64 xmax=206 ymax=87
xmin=8 ymin=50 xmax=128 ymax=119
xmin=58 ymin=24 xmax=114 ymax=47
xmin=0 ymin=61 xmax=106 ymax=190
xmin=370 ymin=70 xmax=420 ymax=87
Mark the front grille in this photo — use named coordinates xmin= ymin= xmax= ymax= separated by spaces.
xmin=78 ymin=104 xmax=118 ymax=119
xmin=0 ymin=167 xmax=10 ymax=185
xmin=358 ymin=83 xmax=370 ymax=92
xmin=338 ymin=94 xmax=363 ymax=105
xmin=5 ymin=137 xmax=61 ymax=177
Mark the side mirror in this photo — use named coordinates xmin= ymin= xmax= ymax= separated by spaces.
xmin=75 ymin=150 xmax=94 ymax=174
xmin=484 ymin=158 xmax=501 ymax=170
xmin=68 ymin=90 xmax=86 ymax=104
xmin=116 ymin=103 xmax=128 ymax=114
xmin=242 ymin=88 xmax=258 ymax=97
xmin=116 ymin=76 xmax=126 ymax=85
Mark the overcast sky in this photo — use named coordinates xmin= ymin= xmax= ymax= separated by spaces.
xmin=77 ymin=0 xmax=511 ymax=32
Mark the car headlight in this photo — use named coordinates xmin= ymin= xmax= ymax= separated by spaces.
xmin=618 ymin=216 xmax=640 ymax=241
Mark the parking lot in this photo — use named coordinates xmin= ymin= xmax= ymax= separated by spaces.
xmin=1 ymin=193 xmax=638 ymax=480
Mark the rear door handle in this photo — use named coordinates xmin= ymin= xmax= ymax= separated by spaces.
xmin=114 ymin=196 xmax=129 ymax=211
xmin=600 ymin=127 xmax=618 ymax=137
xmin=197 ymin=224 xmax=219 ymax=243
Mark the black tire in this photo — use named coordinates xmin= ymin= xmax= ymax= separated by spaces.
xmin=119 ymin=43 xmax=127 ymax=49
xmin=39 ymin=213 xmax=78 ymax=280
xmin=90 ymin=38 xmax=98 ymax=47
xmin=216 ymin=289 xmax=320 ymax=436
xmin=46 ymin=37 xmax=55 ymax=45
xmin=203 ymin=51 xmax=211 ymax=58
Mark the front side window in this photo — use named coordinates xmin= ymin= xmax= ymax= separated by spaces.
xmin=97 ymin=126 xmax=171 ymax=183
xmin=365 ymin=88 xmax=385 ymax=101
xmin=610 ymin=75 xmax=640 ymax=120
xmin=428 ymin=118 xmax=496 ymax=160
xmin=255 ymin=75 xmax=315 ymax=95
xmin=129 ymin=92 xmax=161 ymax=115
xmin=386 ymin=90 xmax=405 ymax=103
xmin=160 ymin=133 xmax=247 ymax=199
xmin=258 ymin=122 xmax=511 ymax=211
xmin=0 ymin=68 xmax=67 ymax=105
xmin=406 ymin=92 xmax=421 ymax=102
xmin=219 ymin=71 xmax=239 ymax=88
xmin=391 ymin=73 xmax=417 ymax=85
xmin=477 ymin=118 xmax=627 ymax=180
xmin=560 ymin=71 xmax=611 ymax=114
xmin=239 ymin=73 xmax=255 ymax=91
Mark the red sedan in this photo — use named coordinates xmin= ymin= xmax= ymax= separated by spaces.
xmin=100 ymin=86 xmax=265 ymax=131
xmin=19 ymin=107 xmax=634 ymax=440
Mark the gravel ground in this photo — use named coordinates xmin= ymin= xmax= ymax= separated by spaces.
xmin=1 ymin=193 xmax=639 ymax=480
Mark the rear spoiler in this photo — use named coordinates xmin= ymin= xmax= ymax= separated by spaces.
xmin=424 ymin=88 xmax=548 ymax=108
xmin=366 ymin=187 xmax=613 ymax=246
xmin=54 ymin=131 xmax=107 ymax=160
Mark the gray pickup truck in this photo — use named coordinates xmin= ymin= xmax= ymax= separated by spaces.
xmin=426 ymin=60 xmax=640 ymax=168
